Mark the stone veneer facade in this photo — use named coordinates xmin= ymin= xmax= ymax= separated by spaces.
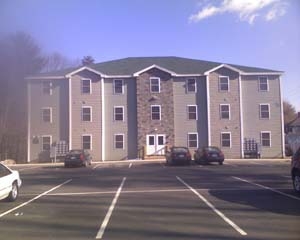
xmin=136 ymin=68 xmax=175 ymax=151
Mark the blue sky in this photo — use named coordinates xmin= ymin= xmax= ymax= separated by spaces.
xmin=1 ymin=0 xmax=299 ymax=111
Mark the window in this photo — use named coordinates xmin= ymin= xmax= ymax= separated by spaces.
xmin=261 ymin=132 xmax=271 ymax=147
xmin=115 ymin=134 xmax=124 ymax=149
xmin=260 ymin=104 xmax=270 ymax=119
xmin=219 ymin=76 xmax=229 ymax=91
xmin=42 ymin=108 xmax=52 ymax=123
xmin=82 ymin=79 xmax=91 ymax=94
xmin=42 ymin=81 xmax=52 ymax=95
xmin=187 ymin=105 xmax=197 ymax=120
xmin=114 ymin=106 xmax=124 ymax=121
xmin=82 ymin=135 xmax=92 ymax=150
xmin=259 ymin=77 xmax=268 ymax=91
xmin=188 ymin=133 xmax=198 ymax=148
xmin=187 ymin=78 xmax=196 ymax=93
xmin=82 ymin=107 xmax=92 ymax=122
xmin=151 ymin=105 xmax=161 ymax=120
xmin=220 ymin=104 xmax=230 ymax=119
xmin=221 ymin=133 xmax=231 ymax=147
xmin=150 ymin=77 xmax=160 ymax=93
xmin=42 ymin=136 xmax=51 ymax=151
xmin=114 ymin=79 xmax=124 ymax=94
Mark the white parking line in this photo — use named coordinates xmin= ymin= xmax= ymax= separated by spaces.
xmin=129 ymin=163 xmax=132 ymax=168
xmin=233 ymin=176 xmax=300 ymax=201
xmin=0 ymin=179 xmax=72 ymax=218
xmin=96 ymin=177 xmax=126 ymax=239
xmin=176 ymin=176 xmax=247 ymax=236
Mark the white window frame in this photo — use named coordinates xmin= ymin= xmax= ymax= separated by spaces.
xmin=259 ymin=104 xmax=270 ymax=119
xmin=82 ymin=106 xmax=92 ymax=122
xmin=188 ymin=133 xmax=198 ymax=148
xmin=42 ymin=135 xmax=52 ymax=151
xmin=151 ymin=105 xmax=161 ymax=121
xmin=219 ymin=76 xmax=229 ymax=92
xmin=81 ymin=78 xmax=92 ymax=94
xmin=261 ymin=131 xmax=271 ymax=147
xmin=42 ymin=81 xmax=52 ymax=95
xmin=259 ymin=76 xmax=269 ymax=92
xmin=220 ymin=104 xmax=230 ymax=120
xmin=150 ymin=77 xmax=160 ymax=93
xmin=114 ymin=134 xmax=125 ymax=149
xmin=82 ymin=134 xmax=92 ymax=150
xmin=42 ymin=107 xmax=52 ymax=123
xmin=114 ymin=79 xmax=124 ymax=94
xmin=221 ymin=132 xmax=231 ymax=148
xmin=114 ymin=106 xmax=124 ymax=121
xmin=187 ymin=105 xmax=198 ymax=120
xmin=186 ymin=78 xmax=197 ymax=93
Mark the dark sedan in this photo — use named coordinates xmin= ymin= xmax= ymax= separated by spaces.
xmin=64 ymin=149 xmax=92 ymax=167
xmin=166 ymin=147 xmax=192 ymax=166
xmin=194 ymin=146 xmax=224 ymax=165
xmin=291 ymin=146 xmax=300 ymax=194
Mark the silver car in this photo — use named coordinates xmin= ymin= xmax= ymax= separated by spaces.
xmin=0 ymin=163 xmax=22 ymax=201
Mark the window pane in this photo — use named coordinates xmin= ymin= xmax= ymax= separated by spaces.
xmin=115 ymin=135 xmax=124 ymax=149
xmin=158 ymin=136 xmax=164 ymax=145
xmin=82 ymin=80 xmax=91 ymax=94
xmin=43 ymin=81 xmax=52 ymax=95
xmin=42 ymin=109 xmax=51 ymax=122
xmin=261 ymin=132 xmax=270 ymax=147
xmin=114 ymin=107 xmax=124 ymax=121
xmin=150 ymin=78 xmax=160 ymax=93
xmin=188 ymin=106 xmax=197 ymax=120
xmin=187 ymin=79 xmax=196 ymax=92
xmin=220 ymin=77 xmax=229 ymax=91
xmin=151 ymin=106 xmax=160 ymax=120
xmin=188 ymin=134 xmax=198 ymax=148
xmin=42 ymin=137 xmax=51 ymax=151
xmin=149 ymin=136 xmax=155 ymax=145
xmin=220 ymin=105 xmax=230 ymax=119
xmin=259 ymin=78 xmax=268 ymax=91
xmin=221 ymin=133 xmax=231 ymax=147
xmin=260 ymin=105 xmax=270 ymax=119
xmin=82 ymin=136 xmax=91 ymax=149
xmin=114 ymin=80 xmax=123 ymax=94
xmin=82 ymin=108 xmax=91 ymax=121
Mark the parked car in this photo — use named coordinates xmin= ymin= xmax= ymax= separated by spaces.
xmin=291 ymin=146 xmax=300 ymax=194
xmin=64 ymin=149 xmax=92 ymax=167
xmin=0 ymin=163 xmax=22 ymax=202
xmin=194 ymin=146 xmax=224 ymax=165
xmin=165 ymin=147 xmax=192 ymax=165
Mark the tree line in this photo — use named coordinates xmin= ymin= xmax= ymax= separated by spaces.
xmin=0 ymin=31 xmax=94 ymax=162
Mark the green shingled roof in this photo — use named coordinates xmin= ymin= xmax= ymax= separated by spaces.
xmin=30 ymin=56 xmax=282 ymax=78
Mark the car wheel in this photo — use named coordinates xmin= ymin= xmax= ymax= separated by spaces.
xmin=7 ymin=182 xmax=18 ymax=202
xmin=293 ymin=174 xmax=300 ymax=194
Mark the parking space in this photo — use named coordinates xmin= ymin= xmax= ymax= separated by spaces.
xmin=1 ymin=160 xmax=299 ymax=240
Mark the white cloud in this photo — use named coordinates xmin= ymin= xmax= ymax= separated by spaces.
xmin=189 ymin=0 xmax=288 ymax=24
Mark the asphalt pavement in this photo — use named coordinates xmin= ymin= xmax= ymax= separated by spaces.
xmin=0 ymin=159 xmax=299 ymax=240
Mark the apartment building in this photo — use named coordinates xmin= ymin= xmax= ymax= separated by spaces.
xmin=26 ymin=56 xmax=284 ymax=162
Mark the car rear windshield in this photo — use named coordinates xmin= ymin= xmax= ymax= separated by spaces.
xmin=68 ymin=150 xmax=82 ymax=155
xmin=172 ymin=148 xmax=188 ymax=153
xmin=206 ymin=147 xmax=220 ymax=152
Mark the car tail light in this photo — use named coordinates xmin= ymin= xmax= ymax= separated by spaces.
xmin=80 ymin=154 xmax=84 ymax=161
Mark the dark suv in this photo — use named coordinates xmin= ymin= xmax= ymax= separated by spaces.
xmin=291 ymin=146 xmax=300 ymax=194
xmin=64 ymin=149 xmax=92 ymax=167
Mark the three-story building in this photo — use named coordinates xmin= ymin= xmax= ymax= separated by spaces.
xmin=27 ymin=56 xmax=284 ymax=162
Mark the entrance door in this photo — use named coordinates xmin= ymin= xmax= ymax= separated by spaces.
xmin=146 ymin=134 xmax=165 ymax=155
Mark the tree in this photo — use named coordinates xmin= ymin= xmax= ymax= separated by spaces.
xmin=81 ymin=55 xmax=95 ymax=66
xmin=43 ymin=52 xmax=80 ymax=72
xmin=0 ymin=32 xmax=47 ymax=162
xmin=283 ymin=100 xmax=297 ymax=126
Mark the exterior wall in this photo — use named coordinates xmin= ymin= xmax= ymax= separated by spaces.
xmin=136 ymin=68 xmax=174 ymax=152
xmin=209 ymin=68 xmax=241 ymax=158
xmin=241 ymin=75 xmax=283 ymax=158
xmin=70 ymin=70 xmax=102 ymax=160
xmin=104 ymin=78 xmax=137 ymax=160
xmin=173 ymin=76 xmax=208 ymax=151
xmin=29 ymin=78 xmax=69 ymax=162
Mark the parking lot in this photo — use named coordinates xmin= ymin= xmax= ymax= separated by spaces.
xmin=1 ymin=159 xmax=299 ymax=240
